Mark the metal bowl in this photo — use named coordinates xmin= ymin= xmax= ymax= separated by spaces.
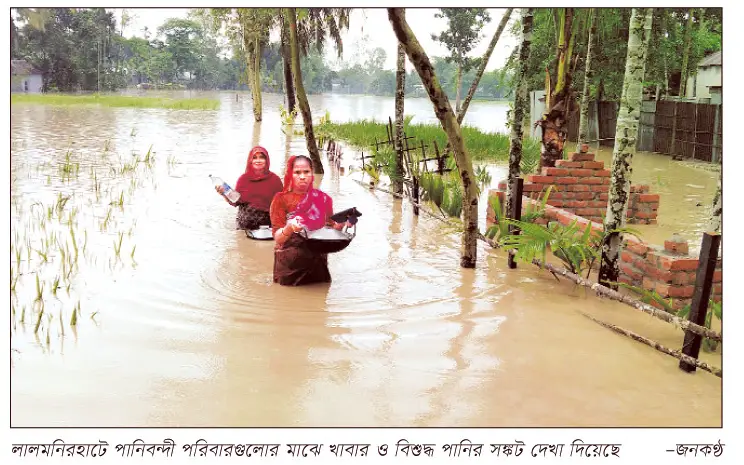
xmin=299 ymin=227 xmax=354 ymax=254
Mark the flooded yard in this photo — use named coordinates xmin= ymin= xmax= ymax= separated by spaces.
xmin=10 ymin=91 xmax=721 ymax=427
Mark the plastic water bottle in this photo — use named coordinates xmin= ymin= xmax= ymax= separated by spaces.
xmin=210 ymin=175 xmax=241 ymax=203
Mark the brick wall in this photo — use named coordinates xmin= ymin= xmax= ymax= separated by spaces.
xmin=497 ymin=151 xmax=659 ymax=225
xmin=486 ymin=192 xmax=722 ymax=308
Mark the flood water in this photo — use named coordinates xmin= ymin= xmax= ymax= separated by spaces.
xmin=10 ymin=91 xmax=721 ymax=427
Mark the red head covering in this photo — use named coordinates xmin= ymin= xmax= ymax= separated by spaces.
xmin=244 ymin=145 xmax=271 ymax=181
xmin=284 ymin=155 xmax=332 ymax=231
xmin=234 ymin=146 xmax=283 ymax=211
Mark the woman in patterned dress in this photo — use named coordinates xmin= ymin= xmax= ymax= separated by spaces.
xmin=269 ymin=155 xmax=348 ymax=286
xmin=215 ymin=146 xmax=283 ymax=230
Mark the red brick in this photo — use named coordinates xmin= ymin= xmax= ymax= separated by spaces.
xmin=583 ymin=161 xmax=605 ymax=169
xmin=579 ymin=176 xmax=604 ymax=185
xmin=549 ymin=200 xmax=566 ymax=208
xmin=568 ymin=168 xmax=594 ymax=177
xmin=595 ymin=169 xmax=611 ymax=177
xmin=570 ymin=153 xmax=596 ymax=162
xmin=619 ymin=275 xmax=635 ymax=285
xmin=620 ymin=251 xmax=636 ymax=263
xmin=556 ymin=176 xmax=579 ymax=184
xmin=664 ymin=240 xmax=689 ymax=255
xmin=638 ymin=194 xmax=660 ymax=203
xmin=561 ymin=192 xmax=576 ymax=199
xmin=570 ymin=184 xmax=592 ymax=192
xmin=590 ymin=184 xmax=608 ymax=192
xmin=670 ymin=259 xmax=699 ymax=272
xmin=603 ymin=177 xmax=611 ymax=184
xmin=619 ymin=262 xmax=643 ymax=281
xmin=523 ymin=184 xmax=543 ymax=192
xmin=599 ymin=193 xmax=608 ymax=201
xmin=575 ymin=192 xmax=594 ymax=200
xmin=668 ymin=285 xmax=695 ymax=298
xmin=527 ymin=175 xmax=554 ymax=183
xmin=636 ymin=212 xmax=656 ymax=219
xmin=589 ymin=201 xmax=607 ymax=208
xmin=555 ymin=160 xmax=583 ymax=168
xmin=642 ymin=277 xmax=656 ymax=291
xmin=625 ymin=240 xmax=648 ymax=256
xmin=543 ymin=167 xmax=569 ymax=176
xmin=713 ymin=284 xmax=722 ymax=294
xmin=565 ymin=200 xmax=588 ymax=208
xmin=655 ymin=282 xmax=671 ymax=297
xmin=713 ymin=270 xmax=722 ymax=283
xmin=671 ymin=272 xmax=693 ymax=286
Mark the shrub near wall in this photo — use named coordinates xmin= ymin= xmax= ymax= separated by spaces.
xmin=486 ymin=192 xmax=722 ymax=309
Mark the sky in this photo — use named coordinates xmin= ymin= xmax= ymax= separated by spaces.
xmin=114 ymin=8 xmax=519 ymax=72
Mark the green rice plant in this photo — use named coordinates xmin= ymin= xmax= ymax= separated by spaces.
xmin=34 ymin=274 xmax=44 ymax=302
xmin=474 ymin=165 xmax=493 ymax=195
xmin=70 ymin=302 xmax=78 ymax=326
xmin=34 ymin=302 xmax=44 ymax=334
xmin=59 ymin=309 xmax=65 ymax=337
xmin=113 ymin=232 xmax=124 ymax=257
xmin=20 ymin=305 xmax=26 ymax=324
xmin=12 ymin=93 xmax=220 ymax=110
xmin=51 ymin=275 xmax=60 ymax=297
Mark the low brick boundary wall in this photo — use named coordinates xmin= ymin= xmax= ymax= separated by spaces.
xmin=496 ymin=152 xmax=659 ymax=225
xmin=486 ymin=191 xmax=721 ymax=308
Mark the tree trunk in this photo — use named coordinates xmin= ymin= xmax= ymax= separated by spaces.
xmin=454 ymin=65 xmax=462 ymax=114
xmin=280 ymin=20 xmax=296 ymax=113
xmin=393 ymin=41 xmax=406 ymax=195
xmin=710 ymin=174 xmax=721 ymax=233
xmin=388 ymin=7 xmax=478 ymax=268
xmin=535 ymin=8 xmax=576 ymax=169
xmin=457 ymin=8 xmax=513 ymax=124
xmin=679 ymin=9 xmax=694 ymax=97
xmin=577 ymin=8 xmax=597 ymax=150
xmin=505 ymin=8 xmax=534 ymax=219
xmin=287 ymin=8 xmax=323 ymax=174
xmin=252 ymin=37 xmax=263 ymax=122
xmin=599 ymin=8 xmax=654 ymax=289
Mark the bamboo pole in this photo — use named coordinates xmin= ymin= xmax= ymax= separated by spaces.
xmin=353 ymin=177 xmax=721 ymax=343
xmin=580 ymin=312 xmax=722 ymax=378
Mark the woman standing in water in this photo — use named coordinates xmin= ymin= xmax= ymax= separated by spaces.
xmin=216 ymin=146 xmax=283 ymax=230
xmin=270 ymin=155 xmax=347 ymax=286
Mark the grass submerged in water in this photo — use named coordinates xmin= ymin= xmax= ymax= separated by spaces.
xmin=322 ymin=119 xmax=541 ymax=163
xmin=11 ymin=93 xmax=220 ymax=110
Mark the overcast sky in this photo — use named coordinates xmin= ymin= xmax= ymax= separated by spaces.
xmin=114 ymin=8 xmax=519 ymax=72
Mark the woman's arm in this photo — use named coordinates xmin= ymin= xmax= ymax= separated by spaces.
xmin=270 ymin=194 xmax=298 ymax=246
xmin=215 ymin=185 xmax=237 ymax=207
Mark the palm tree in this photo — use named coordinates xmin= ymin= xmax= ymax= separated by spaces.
xmin=598 ymin=8 xmax=654 ymax=289
xmin=576 ymin=8 xmax=597 ymax=151
xmin=393 ymin=41 xmax=406 ymax=195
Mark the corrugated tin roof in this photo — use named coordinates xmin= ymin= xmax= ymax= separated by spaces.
xmin=698 ymin=51 xmax=721 ymax=67
xmin=11 ymin=59 xmax=42 ymax=75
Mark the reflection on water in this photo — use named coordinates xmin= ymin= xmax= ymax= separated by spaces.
xmin=10 ymin=91 xmax=720 ymax=427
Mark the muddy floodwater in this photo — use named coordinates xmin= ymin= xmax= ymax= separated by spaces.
xmin=10 ymin=91 xmax=721 ymax=427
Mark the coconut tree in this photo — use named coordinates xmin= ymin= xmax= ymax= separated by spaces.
xmin=388 ymin=8 xmax=479 ymax=268
xmin=505 ymin=8 xmax=534 ymax=221
xmin=393 ymin=41 xmax=406 ymax=195
xmin=576 ymin=8 xmax=597 ymax=151
xmin=598 ymin=8 xmax=654 ymax=289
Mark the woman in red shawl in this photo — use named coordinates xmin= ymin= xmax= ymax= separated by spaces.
xmin=215 ymin=146 xmax=283 ymax=230
xmin=270 ymin=155 xmax=347 ymax=286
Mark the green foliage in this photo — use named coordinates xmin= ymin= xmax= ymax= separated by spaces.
xmin=500 ymin=216 xmax=640 ymax=277
xmin=618 ymin=282 xmax=722 ymax=353
xmin=11 ymin=93 xmax=219 ymax=110
xmin=323 ymin=120 xmax=541 ymax=163
xmin=431 ymin=8 xmax=492 ymax=73
xmin=485 ymin=185 xmax=553 ymax=242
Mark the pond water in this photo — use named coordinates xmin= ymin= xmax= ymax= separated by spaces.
xmin=10 ymin=91 xmax=721 ymax=426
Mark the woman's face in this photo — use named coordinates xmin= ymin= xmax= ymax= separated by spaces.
xmin=251 ymin=152 xmax=267 ymax=172
xmin=291 ymin=158 xmax=312 ymax=192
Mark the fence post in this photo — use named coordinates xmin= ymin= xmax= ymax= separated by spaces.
xmin=670 ymin=101 xmax=679 ymax=156
xmin=679 ymin=231 xmax=722 ymax=373
xmin=412 ymin=176 xmax=420 ymax=216
xmin=507 ymin=177 xmax=524 ymax=269
xmin=712 ymin=104 xmax=721 ymax=164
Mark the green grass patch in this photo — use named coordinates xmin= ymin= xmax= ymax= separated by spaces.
xmin=11 ymin=93 xmax=220 ymax=110
xmin=322 ymin=119 xmax=540 ymax=163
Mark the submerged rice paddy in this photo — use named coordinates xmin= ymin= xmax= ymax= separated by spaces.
xmin=11 ymin=93 xmax=220 ymax=110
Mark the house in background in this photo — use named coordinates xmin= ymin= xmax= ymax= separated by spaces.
xmin=11 ymin=59 xmax=43 ymax=93
xmin=685 ymin=51 xmax=722 ymax=103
